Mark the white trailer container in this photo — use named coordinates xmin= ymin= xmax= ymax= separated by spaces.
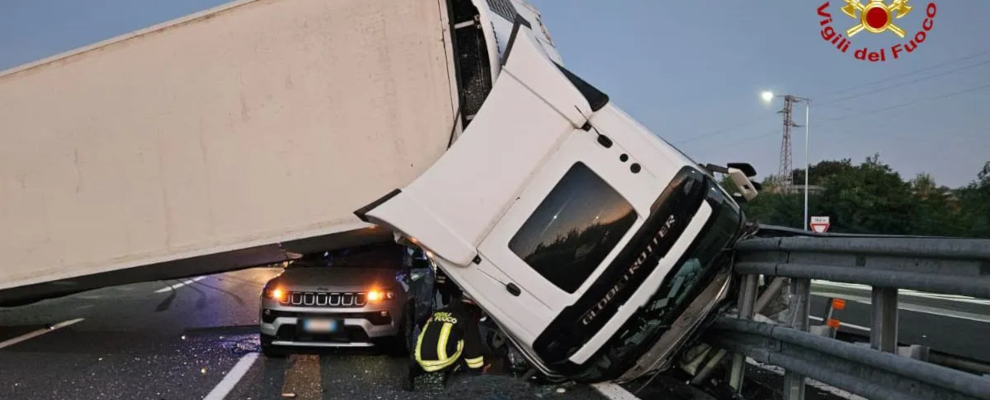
xmin=0 ymin=0 xmax=559 ymax=304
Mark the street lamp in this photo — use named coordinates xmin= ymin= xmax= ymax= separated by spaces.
xmin=761 ymin=91 xmax=775 ymax=103
xmin=761 ymin=91 xmax=812 ymax=231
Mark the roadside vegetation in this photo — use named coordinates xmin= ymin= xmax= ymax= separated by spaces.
xmin=729 ymin=156 xmax=990 ymax=238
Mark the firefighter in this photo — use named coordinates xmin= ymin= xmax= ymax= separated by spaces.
xmin=404 ymin=284 xmax=486 ymax=392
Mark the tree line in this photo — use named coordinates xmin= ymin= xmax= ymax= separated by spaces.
xmin=729 ymin=155 xmax=990 ymax=238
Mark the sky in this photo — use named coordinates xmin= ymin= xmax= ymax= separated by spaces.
xmin=1 ymin=0 xmax=987 ymax=187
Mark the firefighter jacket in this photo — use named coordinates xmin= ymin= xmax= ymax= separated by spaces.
xmin=414 ymin=300 xmax=485 ymax=372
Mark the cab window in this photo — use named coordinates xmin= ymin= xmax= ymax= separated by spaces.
xmin=508 ymin=162 xmax=637 ymax=293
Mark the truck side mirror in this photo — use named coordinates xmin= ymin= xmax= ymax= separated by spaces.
xmin=727 ymin=168 xmax=759 ymax=203
xmin=726 ymin=162 xmax=757 ymax=178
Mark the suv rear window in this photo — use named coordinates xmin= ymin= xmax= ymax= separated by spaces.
xmin=508 ymin=162 xmax=638 ymax=293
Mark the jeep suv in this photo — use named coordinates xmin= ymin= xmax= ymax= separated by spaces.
xmin=259 ymin=242 xmax=433 ymax=356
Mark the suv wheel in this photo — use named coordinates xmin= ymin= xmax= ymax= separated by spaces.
xmin=260 ymin=334 xmax=284 ymax=358
xmin=386 ymin=303 xmax=414 ymax=357
xmin=403 ymin=303 xmax=416 ymax=353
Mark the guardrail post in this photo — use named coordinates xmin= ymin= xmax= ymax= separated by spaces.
xmin=729 ymin=274 xmax=759 ymax=393
xmin=754 ymin=277 xmax=786 ymax=315
xmin=870 ymin=287 xmax=898 ymax=353
xmin=783 ymin=278 xmax=810 ymax=400
xmin=823 ymin=297 xmax=835 ymax=322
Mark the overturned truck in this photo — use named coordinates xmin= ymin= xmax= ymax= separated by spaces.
xmin=0 ymin=0 xmax=760 ymax=384
xmin=357 ymin=15 xmax=760 ymax=382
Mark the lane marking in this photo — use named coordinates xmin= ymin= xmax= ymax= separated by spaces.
xmin=203 ymin=352 xmax=259 ymax=400
xmin=812 ymin=291 xmax=990 ymax=324
xmin=809 ymin=315 xmax=870 ymax=332
xmin=0 ymin=318 xmax=85 ymax=350
xmin=591 ymin=382 xmax=640 ymax=400
xmin=155 ymin=276 xmax=207 ymax=293
xmin=812 ymin=281 xmax=990 ymax=306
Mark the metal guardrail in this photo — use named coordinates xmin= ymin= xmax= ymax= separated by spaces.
xmin=711 ymin=225 xmax=990 ymax=400
xmin=706 ymin=318 xmax=990 ymax=400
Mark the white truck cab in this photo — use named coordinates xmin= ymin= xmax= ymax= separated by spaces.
xmin=356 ymin=15 xmax=755 ymax=382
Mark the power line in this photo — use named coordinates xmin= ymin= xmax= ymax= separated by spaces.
xmin=702 ymin=85 xmax=990 ymax=149
xmin=699 ymin=131 xmax=779 ymax=150
xmin=816 ymin=82 xmax=990 ymax=125
xmin=818 ymin=58 xmax=990 ymax=106
xmin=705 ymin=120 xmax=987 ymax=152
xmin=679 ymin=48 xmax=990 ymax=147
xmin=814 ymin=48 xmax=990 ymax=99
xmin=675 ymin=113 xmax=773 ymax=144
xmin=828 ymin=123 xmax=989 ymax=140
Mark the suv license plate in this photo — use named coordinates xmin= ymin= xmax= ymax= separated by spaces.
xmin=303 ymin=318 xmax=339 ymax=333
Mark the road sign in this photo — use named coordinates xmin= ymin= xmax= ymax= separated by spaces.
xmin=810 ymin=216 xmax=830 ymax=233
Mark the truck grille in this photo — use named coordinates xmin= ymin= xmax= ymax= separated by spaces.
xmin=281 ymin=292 xmax=367 ymax=308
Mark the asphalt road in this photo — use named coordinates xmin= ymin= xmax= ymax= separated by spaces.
xmin=0 ymin=268 xmax=618 ymax=400
xmin=9 ymin=269 xmax=965 ymax=400
xmin=810 ymin=281 xmax=990 ymax=364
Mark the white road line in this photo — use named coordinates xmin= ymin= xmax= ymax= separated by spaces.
xmin=809 ymin=315 xmax=871 ymax=332
xmin=0 ymin=318 xmax=85 ymax=350
xmin=812 ymin=280 xmax=990 ymax=305
xmin=203 ymin=352 xmax=259 ymax=400
xmin=812 ymin=290 xmax=990 ymax=324
xmin=591 ymin=382 xmax=640 ymax=400
xmin=154 ymin=276 xmax=207 ymax=293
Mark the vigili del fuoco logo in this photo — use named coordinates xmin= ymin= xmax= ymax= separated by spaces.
xmin=818 ymin=0 xmax=937 ymax=62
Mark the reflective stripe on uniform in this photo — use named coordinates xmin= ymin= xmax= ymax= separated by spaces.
xmin=465 ymin=356 xmax=484 ymax=369
xmin=416 ymin=319 xmax=466 ymax=372
xmin=418 ymin=342 xmax=465 ymax=372
xmin=418 ymin=358 xmax=457 ymax=372
xmin=417 ymin=342 xmax=463 ymax=372
xmin=437 ymin=323 xmax=452 ymax=362
xmin=417 ymin=318 xmax=455 ymax=372
xmin=414 ymin=319 xmax=430 ymax=364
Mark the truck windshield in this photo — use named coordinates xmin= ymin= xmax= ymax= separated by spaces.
xmin=578 ymin=177 xmax=742 ymax=381
xmin=508 ymin=162 xmax=638 ymax=293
